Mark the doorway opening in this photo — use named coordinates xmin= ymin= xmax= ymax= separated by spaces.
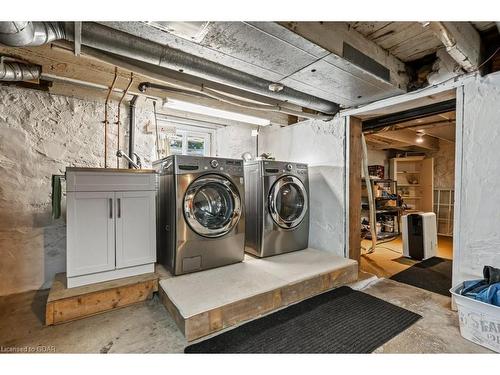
xmin=349 ymin=93 xmax=457 ymax=295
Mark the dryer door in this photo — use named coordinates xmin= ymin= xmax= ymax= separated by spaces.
xmin=268 ymin=175 xmax=308 ymax=229
xmin=183 ymin=174 xmax=242 ymax=238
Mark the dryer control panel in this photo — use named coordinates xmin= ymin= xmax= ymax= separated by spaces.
xmin=262 ymin=160 xmax=308 ymax=177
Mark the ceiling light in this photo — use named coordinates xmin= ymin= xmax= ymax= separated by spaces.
xmin=416 ymin=130 xmax=425 ymax=144
xmin=162 ymin=99 xmax=271 ymax=126
xmin=268 ymin=83 xmax=284 ymax=92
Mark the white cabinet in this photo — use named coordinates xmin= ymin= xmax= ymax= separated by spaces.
xmin=115 ymin=191 xmax=156 ymax=268
xmin=67 ymin=192 xmax=116 ymax=277
xmin=66 ymin=168 xmax=156 ymax=288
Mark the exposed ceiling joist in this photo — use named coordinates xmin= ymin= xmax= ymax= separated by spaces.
xmin=372 ymin=128 xmax=439 ymax=151
xmin=428 ymin=22 xmax=481 ymax=72
xmin=365 ymin=134 xmax=412 ymax=150
xmin=419 ymin=125 xmax=455 ymax=143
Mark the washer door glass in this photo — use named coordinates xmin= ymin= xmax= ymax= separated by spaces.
xmin=184 ymin=174 xmax=241 ymax=237
xmin=269 ymin=176 xmax=308 ymax=229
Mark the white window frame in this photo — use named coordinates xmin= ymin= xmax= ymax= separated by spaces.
xmin=176 ymin=128 xmax=212 ymax=156
xmin=158 ymin=120 xmax=216 ymax=157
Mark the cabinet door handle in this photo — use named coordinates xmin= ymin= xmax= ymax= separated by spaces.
xmin=117 ymin=198 xmax=121 ymax=218
xmin=109 ymin=198 xmax=113 ymax=219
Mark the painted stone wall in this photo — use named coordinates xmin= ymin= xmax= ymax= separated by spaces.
xmin=429 ymin=139 xmax=455 ymax=189
xmin=366 ymin=145 xmax=389 ymax=178
xmin=0 ymin=85 xmax=263 ymax=295
xmin=259 ymin=118 xmax=346 ymax=257
xmin=454 ymin=72 xmax=500 ymax=285
xmin=215 ymin=124 xmax=257 ymax=159
xmin=0 ymin=86 xmax=157 ymax=296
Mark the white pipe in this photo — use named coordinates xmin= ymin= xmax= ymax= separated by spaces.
xmin=200 ymin=86 xmax=334 ymax=121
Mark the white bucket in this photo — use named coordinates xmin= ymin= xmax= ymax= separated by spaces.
xmin=450 ymin=283 xmax=500 ymax=353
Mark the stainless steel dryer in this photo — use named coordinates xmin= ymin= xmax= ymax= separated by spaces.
xmin=154 ymin=155 xmax=245 ymax=275
xmin=244 ymin=160 xmax=309 ymax=257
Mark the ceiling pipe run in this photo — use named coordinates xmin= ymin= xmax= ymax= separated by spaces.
xmin=138 ymin=81 xmax=334 ymax=121
xmin=0 ymin=21 xmax=339 ymax=115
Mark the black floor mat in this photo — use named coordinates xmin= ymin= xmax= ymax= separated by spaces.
xmin=184 ymin=286 xmax=421 ymax=353
xmin=390 ymin=257 xmax=452 ymax=296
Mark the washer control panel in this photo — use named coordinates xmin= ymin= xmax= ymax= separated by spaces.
xmin=171 ymin=156 xmax=244 ymax=176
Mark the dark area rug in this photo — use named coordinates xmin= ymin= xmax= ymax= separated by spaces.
xmin=390 ymin=257 xmax=452 ymax=296
xmin=184 ymin=286 xmax=421 ymax=353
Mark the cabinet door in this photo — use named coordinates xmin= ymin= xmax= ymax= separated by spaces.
xmin=67 ymin=192 xmax=115 ymax=277
xmin=115 ymin=191 xmax=156 ymax=269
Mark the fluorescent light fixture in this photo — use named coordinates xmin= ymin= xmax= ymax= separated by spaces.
xmin=163 ymin=99 xmax=271 ymax=126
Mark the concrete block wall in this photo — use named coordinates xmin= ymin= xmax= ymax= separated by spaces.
xmin=259 ymin=118 xmax=346 ymax=257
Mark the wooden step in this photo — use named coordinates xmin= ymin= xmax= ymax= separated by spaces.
xmin=46 ymin=272 xmax=158 ymax=325
xmin=159 ymin=248 xmax=358 ymax=341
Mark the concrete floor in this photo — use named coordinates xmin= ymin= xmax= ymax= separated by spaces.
xmin=0 ymin=274 xmax=491 ymax=353
xmin=360 ymin=235 xmax=453 ymax=278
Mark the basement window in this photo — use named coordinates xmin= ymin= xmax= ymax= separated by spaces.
xmin=157 ymin=122 xmax=213 ymax=158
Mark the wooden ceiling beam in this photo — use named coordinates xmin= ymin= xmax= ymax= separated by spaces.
xmin=428 ymin=22 xmax=481 ymax=72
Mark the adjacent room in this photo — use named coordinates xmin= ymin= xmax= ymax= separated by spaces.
xmin=1 ymin=9 xmax=500 ymax=366
xmin=359 ymin=100 xmax=456 ymax=297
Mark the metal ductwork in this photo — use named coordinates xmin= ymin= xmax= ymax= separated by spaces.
xmin=72 ymin=23 xmax=339 ymax=114
xmin=0 ymin=57 xmax=41 ymax=81
xmin=0 ymin=21 xmax=339 ymax=114
xmin=0 ymin=21 xmax=65 ymax=46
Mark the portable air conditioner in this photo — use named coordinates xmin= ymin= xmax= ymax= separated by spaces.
xmin=402 ymin=212 xmax=437 ymax=260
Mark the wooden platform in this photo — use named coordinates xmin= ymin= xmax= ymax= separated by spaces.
xmin=46 ymin=272 xmax=159 ymax=325
xmin=159 ymin=248 xmax=358 ymax=341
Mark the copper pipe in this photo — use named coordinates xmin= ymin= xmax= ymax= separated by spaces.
xmin=103 ymin=67 xmax=118 ymax=168
xmin=115 ymin=71 xmax=134 ymax=168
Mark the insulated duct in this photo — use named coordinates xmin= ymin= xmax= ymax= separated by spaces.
xmin=0 ymin=21 xmax=339 ymax=114
xmin=0 ymin=21 xmax=65 ymax=46
xmin=0 ymin=57 xmax=41 ymax=81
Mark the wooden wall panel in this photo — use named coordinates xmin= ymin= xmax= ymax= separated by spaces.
xmin=348 ymin=117 xmax=362 ymax=262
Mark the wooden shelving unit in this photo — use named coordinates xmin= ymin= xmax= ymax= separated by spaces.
xmin=390 ymin=156 xmax=434 ymax=213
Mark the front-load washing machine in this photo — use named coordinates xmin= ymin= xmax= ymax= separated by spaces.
xmin=244 ymin=159 xmax=309 ymax=257
xmin=154 ymin=155 xmax=245 ymax=275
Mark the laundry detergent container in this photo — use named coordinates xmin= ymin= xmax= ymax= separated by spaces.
xmin=451 ymin=283 xmax=500 ymax=353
